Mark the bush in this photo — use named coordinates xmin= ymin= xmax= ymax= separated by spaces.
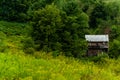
xmin=88 ymin=53 xmax=109 ymax=63
xmin=21 ymin=37 xmax=35 ymax=54
xmin=24 ymin=47 xmax=35 ymax=54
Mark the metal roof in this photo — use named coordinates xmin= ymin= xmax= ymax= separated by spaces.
xmin=85 ymin=35 xmax=109 ymax=42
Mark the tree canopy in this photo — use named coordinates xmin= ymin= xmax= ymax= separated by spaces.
xmin=1 ymin=0 xmax=120 ymax=58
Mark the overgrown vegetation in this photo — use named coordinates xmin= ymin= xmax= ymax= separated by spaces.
xmin=0 ymin=0 xmax=120 ymax=79
xmin=1 ymin=0 xmax=120 ymax=57
xmin=0 ymin=52 xmax=120 ymax=80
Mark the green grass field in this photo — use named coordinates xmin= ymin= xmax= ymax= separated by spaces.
xmin=104 ymin=0 xmax=120 ymax=3
xmin=1 ymin=52 xmax=120 ymax=80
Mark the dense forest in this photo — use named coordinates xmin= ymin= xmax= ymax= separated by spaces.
xmin=1 ymin=0 xmax=120 ymax=58
xmin=1 ymin=0 xmax=120 ymax=79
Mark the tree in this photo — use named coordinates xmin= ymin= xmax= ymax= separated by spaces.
xmin=62 ymin=0 xmax=81 ymax=16
xmin=32 ymin=3 xmax=89 ymax=57
xmin=0 ymin=0 xmax=31 ymax=22
xmin=109 ymin=39 xmax=120 ymax=58
xmin=32 ymin=4 xmax=62 ymax=52
xmin=105 ymin=2 xmax=120 ymax=25
xmin=89 ymin=1 xmax=108 ymax=28
xmin=60 ymin=12 xmax=89 ymax=57
xmin=81 ymin=0 xmax=99 ymax=13
xmin=30 ymin=0 xmax=55 ymax=11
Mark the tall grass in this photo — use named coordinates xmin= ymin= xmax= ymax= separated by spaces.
xmin=104 ymin=0 xmax=120 ymax=3
xmin=0 ymin=21 xmax=32 ymax=36
xmin=0 ymin=20 xmax=33 ymax=54
xmin=0 ymin=52 xmax=120 ymax=80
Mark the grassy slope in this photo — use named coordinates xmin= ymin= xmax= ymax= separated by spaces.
xmin=1 ymin=53 xmax=120 ymax=80
xmin=0 ymin=21 xmax=32 ymax=53
xmin=0 ymin=21 xmax=120 ymax=80
xmin=104 ymin=0 xmax=120 ymax=2
xmin=103 ymin=0 xmax=120 ymax=3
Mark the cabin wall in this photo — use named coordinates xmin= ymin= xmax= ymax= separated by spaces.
xmin=87 ymin=41 xmax=108 ymax=56
xmin=87 ymin=49 xmax=102 ymax=56
xmin=88 ymin=42 xmax=108 ymax=47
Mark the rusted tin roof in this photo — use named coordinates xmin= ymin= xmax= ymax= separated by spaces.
xmin=85 ymin=35 xmax=109 ymax=42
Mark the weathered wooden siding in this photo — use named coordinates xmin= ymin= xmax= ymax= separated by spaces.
xmin=87 ymin=42 xmax=108 ymax=56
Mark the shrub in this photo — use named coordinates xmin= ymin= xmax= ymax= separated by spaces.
xmin=21 ymin=37 xmax=35 ymax=54
xmin=88 ymin=53 xmax=109 ymax=63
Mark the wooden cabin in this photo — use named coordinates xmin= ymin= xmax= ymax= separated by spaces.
xmin=85 ymin=35 xmax=109 ymax=56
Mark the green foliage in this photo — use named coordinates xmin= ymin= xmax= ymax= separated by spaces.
xmin=0 ymin=31 xmax=7 ymax=52
xmin=0 ymin=21 xmax=31 ymax=36
xmin=109 ymin=39 xmax=120 ymax=58
xmin=60 ymin=12 xmax=88 ymax=57
xmin=59 ymin=11 xmax=89 ymax=57
xmin=108 ymin=25 xmax=120 ymax=58
xmin=110 ymin=25 xmax=120 ymax=40
xmin=62 ymin=0 xmax=81 ymax=16
xmin=89 ymin=0 xmax=120 ymax=28
xmin=0 ymin=20 xmax=33 ymax=54
xmin=32 ymin=4 xmax=62 ymax=52
xmin=0 ymin=0 xmax=31 ymax=22
xmin=30 ymin=0 xmax=46 ymax=10
xmin=81 ymin=0 xmax=100 ymax=14
xmin=1 ymin=0 xmax=120 ymax=78
xmin=89 ymin=1 xmax=108 ymax=28
xmin=1 ymin=0 xmax=120 ymax=59
xmin=30 ymin=0 xmax=55 ymax=11
xmin=22 ymin=37 xmax=35 ymax=54
xmin=106 ymin=2 xmax=120 ymax=25
xmin=88 ymin=53 xmax=109 ymax=62
xmin=31 ymin=3 xmax=89 ymax=57
xmin=0 ymin=53 xmax=120 ymax=80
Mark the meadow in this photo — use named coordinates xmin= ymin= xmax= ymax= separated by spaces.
xmin=1 ymin=51 xmax=120 ymax=80
xmin=104 ymin=0 xmax=120 ymax=2
xmin=1 ymin=0 xmax=120 ymax=79
xmin=0 ymin=21 xmax=120 ymax=80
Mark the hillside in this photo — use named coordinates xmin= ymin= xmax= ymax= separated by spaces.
xmin=0 ymin=21 xmax=120 ymax=80
xmin=104 ymin=0 xmax=120 ymax=2
xmin=1 ymin=52 xmax=120 ymax=80
xmin=1 ymin=0 xmax=120 ymax=57
xmin=1 ymin=0 xmax=120 ymax=79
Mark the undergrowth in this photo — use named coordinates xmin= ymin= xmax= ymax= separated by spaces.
xmin=0 ymin=52 xmax=120 ymax=80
